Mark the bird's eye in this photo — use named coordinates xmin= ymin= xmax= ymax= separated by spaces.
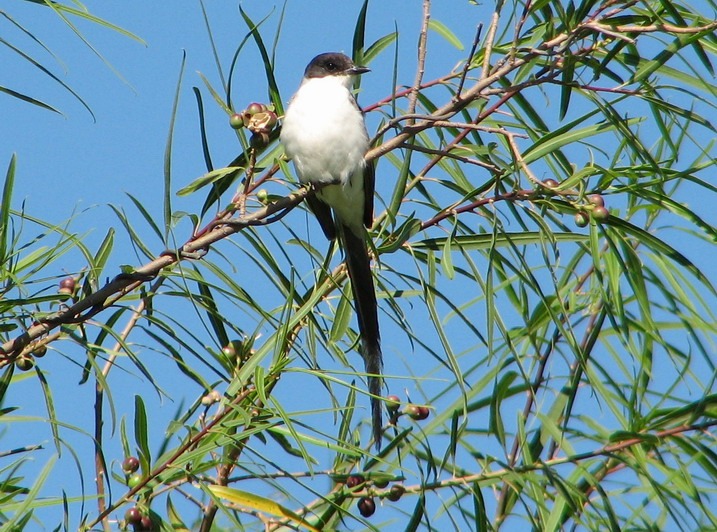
xmin=326 ymin=62 xmax=337 ymax=71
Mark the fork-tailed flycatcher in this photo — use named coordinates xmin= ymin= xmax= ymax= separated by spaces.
xmin=280 ymin=52 xmax=383 ymax=447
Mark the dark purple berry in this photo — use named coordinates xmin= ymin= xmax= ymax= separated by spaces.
xmin=125 ymin=506 xmax=142 ymax=526
xmin=405 ymin=404 xmax=429 ymax=420
xmin=357 ymin=497 xmax=376 ymax=517
xmin=122 ymin=456 xmax=140 ymax=474
xmin=387 ymin=484 xmax=405 ymax=501
xmin=58 ymin=277 xmax=76 ymax=295
xmin=385 ymin=395 xmax=400 ymax=413
xmin=139 ymin=515 xmax=153 ymax=530
xmin=346 ymin=474 xmax=365 ymax=490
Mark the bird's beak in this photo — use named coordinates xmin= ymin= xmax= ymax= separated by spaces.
xmin=349 ymin=66 xmax=370 ymax=75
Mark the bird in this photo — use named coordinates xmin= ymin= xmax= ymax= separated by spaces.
xmin=280 ymin=52 xmax=383 ymax=447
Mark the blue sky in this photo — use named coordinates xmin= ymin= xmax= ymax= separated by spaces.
xmin=1 ymin=1 xmax=486 ymax=527
xmin=2 ymin=1 xmax=716 ymax=529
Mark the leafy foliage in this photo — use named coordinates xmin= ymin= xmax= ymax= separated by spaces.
xmin=1 ymin=1 xmax=717 ymax=530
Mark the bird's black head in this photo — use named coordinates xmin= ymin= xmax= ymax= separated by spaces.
xmin=304 ymin=52 xmax=370 ymax=79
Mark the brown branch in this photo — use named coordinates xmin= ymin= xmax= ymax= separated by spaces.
xmin=398 ymin=419 xmax=717 ymax=496
xmin=0 ymin=185 xmax=316 ymax=362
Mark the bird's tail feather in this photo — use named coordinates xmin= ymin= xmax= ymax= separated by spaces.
xmin=339 ymin=222 xmax=383 ymax=447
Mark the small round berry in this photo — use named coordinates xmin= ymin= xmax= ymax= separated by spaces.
xmin=591 ymin=206 xmax=609 ymax=222
xmin=200 ymin=393 xmax=214 ymax=406
xmin=209 ymin=390 xmax=222 ymax=402
xmin=122 ymin=456 xmax=140 ymax=474
xmin=125 ymin=506 xmax=142 ymax=526
xmin=15 ymin=355 xmax=34 ymax=371
xmin=256 ymin=189 xmax=269 ymax=204
xmin=127 ymin=472 xmax=143 ymax=489
xmin=357 ymin=497 xmax=376 ymax=517
xmin=139 ymin=515 xmax=153 ymax=530
xmin=587 ymin=194 xmax=605 ymax=207
xmin=32 ymin=344 xmax=47 ymax=358
xmin=404 ymin=404 xmax=420 ymax=419
xmin=373 ymin=477 xmax=389 ymax=489
xmin=574 ymin=211 xmax=590 ymax=228
xmin=387 ymin=484 xmax=405 ymax=502
xmin=58 ymin=277 xmax=76 ymax=295
xmin=415 ymin=406 xmax=430 ymax=420
xmin=405 ymin=404 xmax=429 ymax=420
xmin=229 ymin=113 xmax=244 ymax=129
xmin=542 ymin=178 xmax=560 ymax=189
xmin=385 ymin=395 xmax=401 ymax=413
xmin=346 ymin=474 xmax=365 ymax=490
xmin=245 ymin=102 xmax=266 ymax=115
xmin=222 ymin=340 xmax=242 ymax=361
xmin=250 ymin=132 xmax=270 ymax=149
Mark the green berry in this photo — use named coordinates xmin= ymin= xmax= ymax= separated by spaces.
xmin=591 ymin=205 xmax=609 ymax=222
xmin=32 ymin=344 xmax=47 ymax=358
xmin=245 ymin=102 xmax=266 ymax=115
xmin=15 ymin=356 xmax=34 ymax=371
xmin=229 ymin=113 xmax=244 ymax=129
xmin=574 ymin=211 xmax=589 ymax=227
xmin=127 ymin=472 xmax=143 ymax=489
xmin=373 ymin=478 xmax=389 ymax=489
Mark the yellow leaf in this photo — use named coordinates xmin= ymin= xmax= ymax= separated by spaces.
xmin=208 ymin=485 xmax=320 ymax=532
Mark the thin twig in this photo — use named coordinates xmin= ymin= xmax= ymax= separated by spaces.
xmin=481 ymin=1 xmax=501 ymax=80
xmin=455 ymin=24 xmax=482 ymax=100
xmin=406 ymin=0 xmax=431 ymax=122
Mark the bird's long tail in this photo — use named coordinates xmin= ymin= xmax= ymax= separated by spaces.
xmin=339 ymin=222 xmax=383 ymax=448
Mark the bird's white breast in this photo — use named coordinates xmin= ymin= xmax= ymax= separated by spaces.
xmin=281 ymin=75 xmax=370 ymax=227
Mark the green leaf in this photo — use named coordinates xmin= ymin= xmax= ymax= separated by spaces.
xmin=134 ymin=395 xmax=151 ymax=473
xmin=0 ymin=85 xmax=60 ymax=113
xmin=352 ymin=0 xmax=369 ymax=66
xmin=176 ymin=166 xmax=243 ymax=197
xmin=0 ymin=154 xmax=16 ymax=265
xmin=239 ymin=7 xmax=283 ymax=115
xmin=428 ymin=19 xmax=464 ymax=50
xmin=364 ymin=32 xmax=398 ymax=64
xmin=164 ymin=51 xmax=186 ymax=237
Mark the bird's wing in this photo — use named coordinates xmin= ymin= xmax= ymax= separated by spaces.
xmin=305 ymin=194 xmax=337 ymax=241
xmin=363 ymin=159 xmax=375 ymax=229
